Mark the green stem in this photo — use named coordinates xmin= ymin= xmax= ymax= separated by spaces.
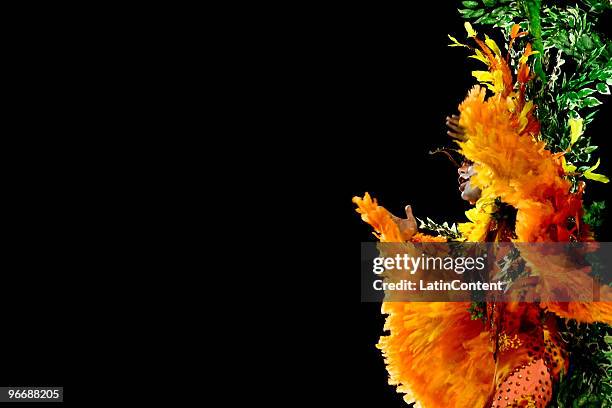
xmin=522 ymin=0 xmax=547 ymax=85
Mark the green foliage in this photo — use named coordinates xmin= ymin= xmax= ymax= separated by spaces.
xmin=583 ymin=200 xmax=606 ymax=229
xmin=458 ymin=0 xmax=521 ymax=31
xmin=522 ymin=2 xmax=610 ymax=179
xmin=578 ymin=0 xmax=612 ymax=14
xmin=467 ymin=301 xmax=487 ymax=321
xmin=416 ymin=217 xmax=462 ymax=240
xmin=457 ymin=0 xmax=611 ymax=187
xmin=521 ymin=0 xmax=546 ymax=82
xmin=552 ymin=321 xmax=612 ymax=407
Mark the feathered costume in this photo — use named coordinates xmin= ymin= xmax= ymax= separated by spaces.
xmin=355 ymin=1 xmax=612 ymax=407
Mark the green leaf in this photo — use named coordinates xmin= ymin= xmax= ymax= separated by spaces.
xmin=568 ymin=117 xmax=583 ymax=146
xmin=554 ymin=321 xmax=612 ymax=406
xmin=577 ymin=88 xmax=596 ymax=98
xmin=476 ymin=15 xmax=498 ymax=24
xmin=583 ymin=158 xmax=609 ymax=183
xmin=585 ymin=110 xmax=598 ymax=123
xmin=583 ymin=96 xmax=602 ymax=107
xmin=468 ymin=8 xmax=486 ymax=17
xmin=589 ymin=68 xmax=603 ymax=80
xmin=584 ymin=146 xmax=599 ymax=153
xmin=448 ymin=34 xmax=469 ymax=47
xmin=462 ymin=0 xmax=480 ymax=7
xmin=482 ymin=0 xmax=497 ymax=6
xmin=585 ymin=172 xmax=610 ymax=183
xmin=596 ymin=82 xmax=610 ymax=94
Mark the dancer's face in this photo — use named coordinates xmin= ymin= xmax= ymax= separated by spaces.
xmin=458 ymin=161 xmax=481 ymax=204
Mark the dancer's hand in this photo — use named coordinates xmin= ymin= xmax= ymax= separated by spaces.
xmin=446 ymin=114 xmax=466 ymax=140
xmin=389 ymin=205 xmax=418 ymax=241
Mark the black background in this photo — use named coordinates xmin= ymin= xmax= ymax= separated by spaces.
xmin=336 ymin=4 xmax=612 ymax=407
xmin=0 ymin=165 xmax=72 ymax=407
